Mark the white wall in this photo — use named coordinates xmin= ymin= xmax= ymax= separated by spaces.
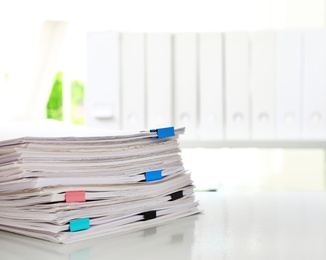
xmin=1 ymin=0 xmax=325 ymax=123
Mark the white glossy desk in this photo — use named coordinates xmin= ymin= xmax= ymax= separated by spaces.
xmin=1 ymin=192 xmax=326 ymax=259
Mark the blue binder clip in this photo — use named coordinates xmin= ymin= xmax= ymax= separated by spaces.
xmin=150 ymin=126 xmax=175 ymax=139
xmin=70 ymin=218 xmax=90 ymax=232
xmin=145 ymin=170 xmax=162 ymax=182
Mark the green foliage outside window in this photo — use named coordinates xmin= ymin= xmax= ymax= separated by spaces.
xmin=47 ymin=72 xmax=63 ymax=121
xmin=47 ymin=72 xmax=85 ymax=125
xmin=70 ymin=80 xmax=85 ymax=125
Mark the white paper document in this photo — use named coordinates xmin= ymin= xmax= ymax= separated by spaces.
xmin=0 ymin=121 xmax=199 ymax=243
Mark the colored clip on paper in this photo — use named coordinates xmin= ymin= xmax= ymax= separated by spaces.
xmin=70 ymin=218 xmax=90 ymax=232
xmin=141 ymin=211 xmax=157 ymax=221
xmin=145 ymin=170 xmax=162 ymax=182
xmin=65 ymin=191 xmax=86 ymax=203
xmin=150 ymin=127 xmax=175 ymax=138
xmin=169 ymin=190 xmax=184 ymax=201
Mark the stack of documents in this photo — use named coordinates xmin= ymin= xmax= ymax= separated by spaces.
xmin=0 ymin=123 xmax=199 ymax=243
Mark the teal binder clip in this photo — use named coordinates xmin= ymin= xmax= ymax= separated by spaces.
xmin=145 ymin=170 xmax=162 ymax=182
xmin=150 ymin=127 xmax=175 ymax=138
xmin=70 ymin=218 xmax=90 ymax=232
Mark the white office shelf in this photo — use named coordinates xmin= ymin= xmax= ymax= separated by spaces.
xmin=180 ymin=140 xmax=326 ymax=149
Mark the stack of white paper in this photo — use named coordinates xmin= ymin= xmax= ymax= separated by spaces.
xmin=0 ymin=122 xmax=199 ymax=243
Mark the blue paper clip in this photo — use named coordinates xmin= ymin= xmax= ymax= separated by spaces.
xmin=150 ymin=127 xmax=175 ymax=139
xmin=145 ymin=170 xmax=162 ymax=182
xmin=70 ymin=218 xmax=90 ymax=232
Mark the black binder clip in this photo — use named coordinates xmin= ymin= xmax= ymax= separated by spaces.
xmin=140 ymin=210 xmax=157 ymax=221
xmin=169 ymin=190 xmax=184 ymax=201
